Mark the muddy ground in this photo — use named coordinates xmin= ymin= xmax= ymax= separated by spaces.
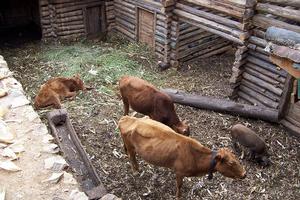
xmin=1 ymin=37 xmax=299 ymax=200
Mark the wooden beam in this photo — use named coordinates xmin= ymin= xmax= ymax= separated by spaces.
xmin=161 ymin=88 xmax=279 ymax=122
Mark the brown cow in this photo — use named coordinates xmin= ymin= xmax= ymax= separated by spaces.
xmin=119 ymin=76 xmax=189 ymax=135
xmin=34 ymin=74 xmax=85 ymax=109
xmin=118 ymin=116 xmax=246 ymax=199
xmin=231 ymin=124 xmax=270 ymax=166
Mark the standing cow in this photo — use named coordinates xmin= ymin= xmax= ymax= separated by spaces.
xmin=119 ymin=76 xmax=190 ymax=135
xmin=118 ymin=116 xmax=246 ymax=199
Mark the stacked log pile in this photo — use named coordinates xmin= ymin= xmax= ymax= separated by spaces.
xmin=234 ymin=0 xmax=299 ymax=112
xmin=170 ymin=0 xmax=255 ymax=67
xmin=170 ymin=22 xmax=232 ymax=64
xmin=40 ymin=0 xmax=105 ymax=40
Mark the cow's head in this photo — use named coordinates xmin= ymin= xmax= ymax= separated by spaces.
xmin=73 ymin=74 xmax=86 ymax=91
xmin=215 ymin=148 xmax=246 ymax=179
xmin=173 ymin=120 xmax=190 ymax=136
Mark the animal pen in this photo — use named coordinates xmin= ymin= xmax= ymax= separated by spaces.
xmin=1 ymin=0 xmax=299 ymax=137
xmin=108 ymin=0 xmax=300 ymax=138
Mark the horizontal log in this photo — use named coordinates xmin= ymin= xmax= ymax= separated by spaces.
xmin=115 ymin=25 xmax=135 ymax=41
xmin=184 ymin=0 xmax=254 ymax=19
xmin=239 ymin=85 xmax=279 ymax=108
xmin=256 ymin=3 xmax=300 ymax=23
xmin=253 ymin=14 xmax=300 ymax=34
xmin=260 ymin=0 xmax=300 ymax=8
xmin=174 ymin=9 xmax=249 ymax=41
xmin=199 ymin=45 xmax=232 ymax=58
xmin=161 ymin=88 xmax=279 ymax=122
xmin=245 ymin=67 xmax=281 ymax=86
xmin=245 ymin=62 xmax=285 ymax=83
xmin=241 ymin=79 xmax=281 ymax=102
xmin=176 ymin=13 xmax=244 ymax=45
xmin=242 ymin=72 xmax=283 ymax=96
xmin=247 ymin=55 xmax=287 ymax=77
xmin=176 ymin=3 xmax=248 ymax=30
xmin=265 ymin=27 xmax=300 ymax=47
xmin=249 ymin=36 xmax=267 ymax=48
xmin=280 ymin=119 xmax=300 ymax=138
xmin=238 ymin=91 xmax=264 ymax=107
xmin=57 ymin=29 xmax=85 ymax=36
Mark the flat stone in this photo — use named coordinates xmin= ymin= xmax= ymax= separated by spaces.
xmin=42 ymin=172 xmax=64 ymax=184
xmin=42 ymin=143 xmax=60 ymax=154
xmin=100 ymin=194 xmax=122 ymax=200
xmin=44 ymin=156 xmax=68 ymax=171
xmin=63 ymin=172 xmax=77 ymax=185
xmin=69 ymin=189 xmax=88 ymax=200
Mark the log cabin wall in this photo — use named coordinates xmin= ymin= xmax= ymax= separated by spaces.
xmin=40 ymin=0 xmax=106 ymax=40
xmin=112 ymin=0 xmax=175 ymax=65
xmin=172 ymin=21 xmax=232 ymax=64
xmin=105 ymin=0 xmax=115 ymax=31
xmin=232 ymin=0 xmax=300 ymax=113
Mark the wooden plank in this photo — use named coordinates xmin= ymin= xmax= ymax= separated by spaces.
xmin=278 ymin=75 xmax=294 ymax=119
xmin=138 ymin=8 xmax=155 ymax=47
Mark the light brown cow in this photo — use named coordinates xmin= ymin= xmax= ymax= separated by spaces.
xmin=34 ymin=74 xmax=85 ymax=109
xmin=118 ymin=116 xmax=246 ymax=199
xmin=119 ymin=76 xmax=189 ymax=135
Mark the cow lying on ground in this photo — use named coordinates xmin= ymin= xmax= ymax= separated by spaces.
xmin=118 ymin=116 xmax=246 ymax=199
xmin=119 ymin=76 xmax=189 ymax=135
xmin=231 ymin=124 xmax=270 ymax=166
xmin=34 ymin=74 xmax=85 ymax=109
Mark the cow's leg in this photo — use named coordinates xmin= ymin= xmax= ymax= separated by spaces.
xmin=175 ymin=174 xmax=184 ymax=200
xmin=121 ymin=97 xmax=130 ymax=116
xmin=127 ymin=148 xmax=139 ymax=172
xmin=48 ymin=94 xmax=62 ymax=109
xmin=65 ymin=91 xmax=77 ymax=100
xmin=121 ymin=136 xmax=128 ymax=154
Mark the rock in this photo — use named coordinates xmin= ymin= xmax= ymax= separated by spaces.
xmin=42 ymin=172 xmax=64 ymax=184
xmin=8 ymin=143 xmax=25 ymax=153
xmin=42 ymin=134 xmax=55 ymax=143
xmin=42 ymin=143 xmax=60 ymax=154
xmin=0 ymin=106 xmax=10 ymax=119
xmin=0 ymin=186 xmax=5 ymax=200
xmin=69 ymin=189 xmax=88 ymax=200
xmin=0 ymin=68 xmax=12 ymax=80
xmin=63 ymin=172 xmax=77 ymax=185
xmin=100 ymin=194 xmax=122 ymax=200
xmin=0 ymin=160 xmax=21 ymax=172
xmin=0 ymin=120 xmax=15 ymax=144
xmin=0 ymin=89 xmax=8 ymax=98
xmin=0 ymin=147 xmax=17 ymax=160
xmin=44 ymin=156 xmax=68 ymax=172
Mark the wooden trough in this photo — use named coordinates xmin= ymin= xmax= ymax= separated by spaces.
xmin=47 ymin=109 xmax=107 ymax=199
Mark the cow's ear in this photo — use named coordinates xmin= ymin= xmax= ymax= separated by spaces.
xmin=216 ymin=152 xmax=228 ymax=163
xmin=215 ymin=154 xmax=224 ymax=163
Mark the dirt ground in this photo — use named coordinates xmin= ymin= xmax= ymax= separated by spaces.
xmin=1 ymin=37 xmax=299 ymax=200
